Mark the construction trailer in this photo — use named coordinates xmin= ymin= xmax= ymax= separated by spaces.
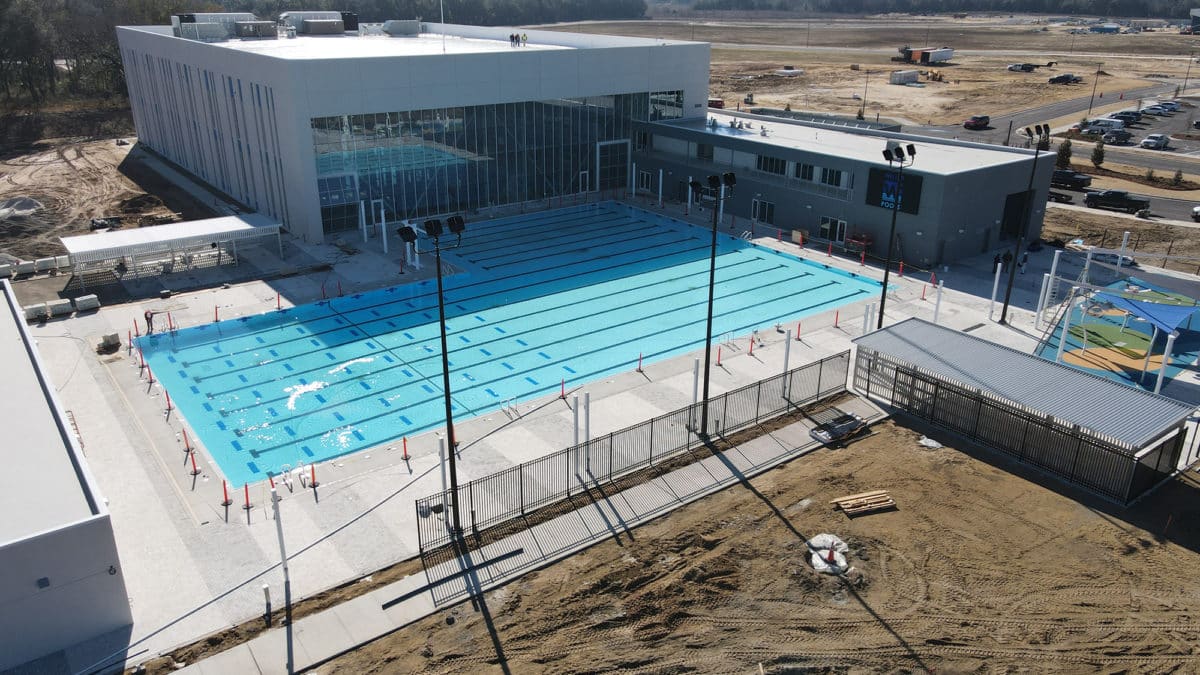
xmin=896 ymin=46 xmax=954 ymax=64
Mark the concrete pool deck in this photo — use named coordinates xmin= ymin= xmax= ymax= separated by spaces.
xmin=18 ymin=198 xmax=1188 ymax=672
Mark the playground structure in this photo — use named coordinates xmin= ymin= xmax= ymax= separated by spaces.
xmin=1033 ymin=237 xmax=1200 ymax=398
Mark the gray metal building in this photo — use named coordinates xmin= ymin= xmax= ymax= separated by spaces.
xmin=633 ymin=110 xmax=1055 ymax=268
xmin=0 ymin=281 xmax=132 ymax=671
xmin=852 ymin=318 xmax=1195 ymax=504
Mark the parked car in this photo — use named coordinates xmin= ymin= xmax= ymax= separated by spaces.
xmin=1047 ymin=190 xmax=1074 ymax=203
xmin=1051 ymin=169 xmax=1093 ymax=190
xmin=1102 ymin=129 xmax=1132 ymax=144
xmin=1156 ymin=100 xmax=1181 ymax=111
xmin=1092 ymin=251 xmax=1138 ymax=267
xmin=1083 ymin=189 xmax=1151 ymax=214
xmin=1141 ymin=133 xmax=1170 ymax=149
xmin=1110 ymin=111 xmax=1142 ymax=123
xmin=1048 ymin=73 xmax=1075 ymax=84
xmin=1193 ymin=119 xmax=1200 ymax=130
xmin=1192 ymin=205 xmax=1200 ymax=222
xmin=963 ymin=115 xmax=990 ymax=130
xmin=1141 ymin=105 xmax=1171 ymax=116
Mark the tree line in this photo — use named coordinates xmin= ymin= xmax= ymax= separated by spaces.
xmin=0 ymin=0 xmax=647 ymax=106
xmin=692 ymin=0 xmax=1196 ymax=19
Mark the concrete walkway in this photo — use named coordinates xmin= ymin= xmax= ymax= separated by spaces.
xmin=174 ymin=397 xmax=886 ymax=674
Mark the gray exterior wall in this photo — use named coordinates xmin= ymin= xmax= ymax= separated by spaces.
xmin=0 ymin=280 xmax=131 ymax=672
xmin=117 ymin=24 xmax=709 ymax=243
xmin=0 ymin=517 xmax=132 ymax=671
xmin=634 ymin=121 xmax=1055 ymax=267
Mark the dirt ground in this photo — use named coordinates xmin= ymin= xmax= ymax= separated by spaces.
xmin=552 ymin=17 xmax=1196 ymax=124
xmin=0 ymin=138 xmax=215 ymax=261
xmin=1041 ymin=206 xmax=1200 ymax=275
xmin=708 ymin=55 xmax=1152 ymax=125
xmin=313 ymin=418 xmax=1200 ymax=673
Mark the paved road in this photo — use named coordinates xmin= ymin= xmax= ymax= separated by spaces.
xmin=917 ymin=83 xmax=1176 ymax=144
xmin=1054 ymin=190 xmax=1194 ymax=221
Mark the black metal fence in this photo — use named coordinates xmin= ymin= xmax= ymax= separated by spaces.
xmin=416 ymin=350 xmax=850 ymax=553
xmin=854 ymin=348 xmax=1184 ymax=504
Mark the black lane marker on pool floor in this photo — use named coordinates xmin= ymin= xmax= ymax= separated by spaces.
xmin=178 ymin=230 xmax=718 ymax=367
xmin=233 ymin=263 xmax=827 ymax=445
xmin=217 ymin=257 xmax=782 ymax=417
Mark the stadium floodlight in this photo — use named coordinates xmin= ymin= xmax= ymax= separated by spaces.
xmin=877 ymin=142 xmax=917 ymax=329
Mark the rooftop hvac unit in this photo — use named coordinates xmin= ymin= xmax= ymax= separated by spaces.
xmin=341 ymin=12 xmax=359 ymax=31
xmin=302 ymin=19 xmax=344 ymax=35
xmin=382 ymin=19 xmax=421 ymax=36
xmin=235 ymin=21 xmax=278 ymax=39
xmin=180 ymin=22 xmax=233 ymax=41
xmin=279 ymin=11 xmax=342 ymax=30
xmin=172 ymin=12 xmax=258 ymax=40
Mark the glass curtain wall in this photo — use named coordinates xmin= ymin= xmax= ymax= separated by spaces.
xmin=312 ymin=90 xmax=684 ymax=234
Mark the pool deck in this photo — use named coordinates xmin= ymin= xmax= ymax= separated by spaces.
xmin=20 ymin=197 xmax=1193 ymax=672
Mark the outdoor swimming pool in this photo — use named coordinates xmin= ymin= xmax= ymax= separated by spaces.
xmin=137 ymin=202 xmax=881 ymax=486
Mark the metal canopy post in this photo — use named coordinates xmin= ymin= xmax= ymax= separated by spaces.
xmin=1156 ymin=331 xmax=1177 ymax=394
xmin=1140 ymin=324 xmax=1159 ymax=383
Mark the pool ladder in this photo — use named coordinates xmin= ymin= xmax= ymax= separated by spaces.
xmin=502 ymin=398 xmax=522 ymax=420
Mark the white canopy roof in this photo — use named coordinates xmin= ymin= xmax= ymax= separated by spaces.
xmin=62 ymin=213 xmax=280 ymax=264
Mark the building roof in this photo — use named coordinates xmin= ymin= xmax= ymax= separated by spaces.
xmin=0 ymin=281 xmax=96 ymax=542
xmin=62 ymin=214 xmax=280 ymax=264
xmin=652 ymin=110 xmax=1034 ymax=175
xmin=852 ymin=318 xmax=1195 ymax=450
xmin=120 ymin=24 xmax=680 ymax=61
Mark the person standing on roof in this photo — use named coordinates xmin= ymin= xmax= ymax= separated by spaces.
xmin=521 ymin=33 xmax=528 ymax=46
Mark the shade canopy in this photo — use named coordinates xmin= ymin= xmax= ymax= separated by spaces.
xmin=1097 ymin=292 xmax=1198 ymax=335
xmin=61 ymin=214 xmax=280 ymax=264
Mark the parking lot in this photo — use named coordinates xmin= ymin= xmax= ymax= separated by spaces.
xmin=1083 ymin=98 xmax=1200 ymax=154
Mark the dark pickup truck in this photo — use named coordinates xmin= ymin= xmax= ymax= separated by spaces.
xmin=1051 ymin=169 xmax=1092 ymax=190
xmin=1083 ymin=190 xmax=1150 ymax=214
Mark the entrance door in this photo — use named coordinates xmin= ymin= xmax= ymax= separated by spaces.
xmin=596 ymin=140 xmax=630 ymax=193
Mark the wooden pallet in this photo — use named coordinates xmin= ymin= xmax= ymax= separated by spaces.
xmin=830 ymin=489 xmax=895 ymax=516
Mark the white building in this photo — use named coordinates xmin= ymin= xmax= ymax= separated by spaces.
xmin=0 ymin=281 xmax=131 ymax=672
xmin=117 ymin=17 xmax=709 ymax=243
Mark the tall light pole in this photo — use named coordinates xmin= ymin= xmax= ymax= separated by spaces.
xmin=877 ymin=141 xmax=915 ymax=330
xmin=1086 ymin=62 xmax=1103 ymax=118
xmin=1184 ymin=51 xmax=1195 ymax=96
xmin=859 ymin=70 xmax=870 ymax=119
xmin=999 ymin=124 xmax=1049 ymax=326
xmin=398 ymin=215 xmax=467 ymax=539
xmin=689 ymin=172 xmax=735 ymax=437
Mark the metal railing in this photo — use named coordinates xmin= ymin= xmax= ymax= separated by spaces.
xmin=415 ymin=350 xmax=850 ymax=553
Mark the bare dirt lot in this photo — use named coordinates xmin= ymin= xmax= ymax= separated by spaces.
xmin=313 ymin=419 xmax=1200 ymax=674
xmin=0 ymin=138 xmax=214 ymax=261
xmin=1042 ymin=206 xmax=1200 ymax=275
xmin=551 ymin=17 xmax=1196 ymax=124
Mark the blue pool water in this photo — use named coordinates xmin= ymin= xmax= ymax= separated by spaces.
xmin=137 ymin=202 xmax=881 ymax=486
